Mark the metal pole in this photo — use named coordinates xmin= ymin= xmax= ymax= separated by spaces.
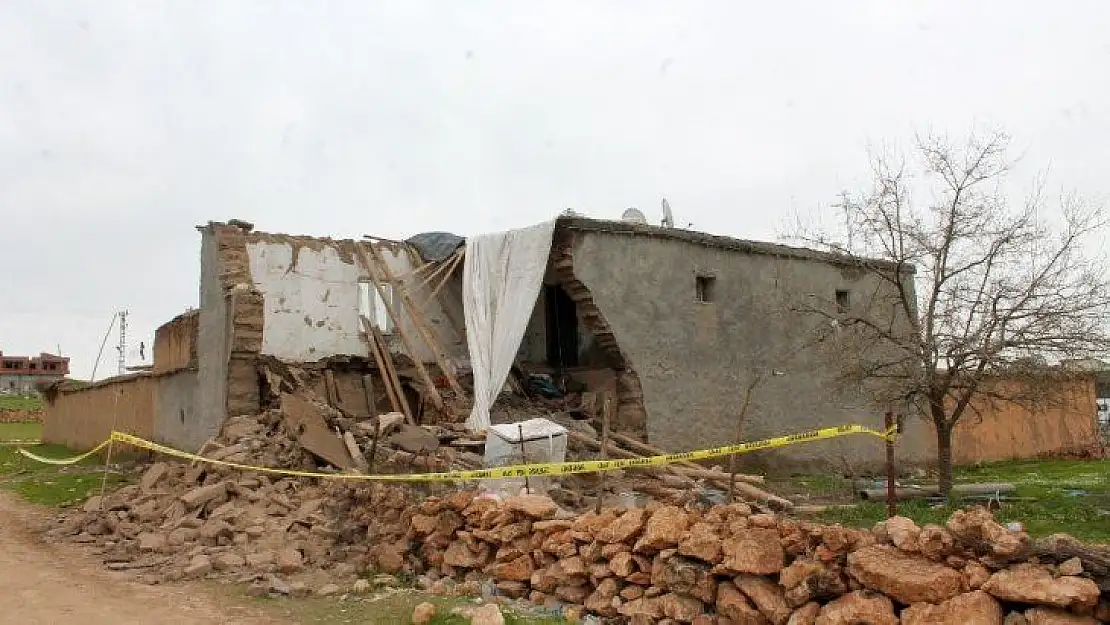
xmin=884 ymin=411 xmax=897 ymax=518
xmin=518 ymin=423 xmax=530 ymax=494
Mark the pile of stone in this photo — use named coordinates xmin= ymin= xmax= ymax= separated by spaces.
xmin=392 ymin=495 xmax=1109 ymax=624
xmin=48 ymin=456 xmax=1110 ymax=624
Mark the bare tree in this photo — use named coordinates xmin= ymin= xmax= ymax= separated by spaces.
xmin=793 ymin=129 xmax=1110 ymax=497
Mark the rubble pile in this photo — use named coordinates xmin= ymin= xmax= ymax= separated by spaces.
xmin=49 ymin=456 xmax=1110 ymax=624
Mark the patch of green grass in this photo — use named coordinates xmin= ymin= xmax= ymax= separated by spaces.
xmin=246 ymin=589 xmax=570 ymax=625
xmin=0 ymin=395 xmax=44 ymax=411
xmin=0 ymin=441 xmax=126 ymax=507
xmin=794 ymin=458 xmax=1110 ymax=543
xmin=0 ymin=421 xmax=43 ymax=442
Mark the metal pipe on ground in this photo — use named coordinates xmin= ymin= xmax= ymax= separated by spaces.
xmin=858 ymin=482 xmax=1016 ymax=501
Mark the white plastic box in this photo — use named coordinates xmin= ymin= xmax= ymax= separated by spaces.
xmin=483 ymin=418 xmax=568 ymax=495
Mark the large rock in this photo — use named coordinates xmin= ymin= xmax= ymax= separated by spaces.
xmin=981 ymin=565 xmax=1100 ymax=610
xmin=1023 ymin=607 xmax=1099 ymax=625
xmin=275 ymin=548 xmax=303 ymax=574
xmin=659 ymin=593 xmax=705 ymax=622
xmin=137 ymin=532 xmax=166 ymax=553
xmin=652 ymin=556 xmax=717 ymax=604
xmin=443 ymin=541 xmax=479 ymax=568
xmin=815 ymin=590 xmax=897 ymax=625
xmin=716 ymin=581 xmax=768 ymax=624
xmin=491 ymin=555 xmax=535 ymax=582
xmin=139 ymin=462 xmax=169 ymax=491
xmin=634 ymin=506 xmax=689 ymax=553
xmin=735 ymin=574 xmax=792 ymax=625
xmin=411 ymin=602 xmax=437 ymax=625
xmin=179 ymin=482 xmax=228 ymax=508
xmin=879 ymin=516 xmax=921 ymax=552
xmin=946 ymin=508 xmax=1028 ymax=558
xmin=619 ymin=596 xmax=664 ymax=620
xmin=610 ymin=551 xmax=636 ymax=578
xmin=678 ymin=522 xmax=723 ymax=564
xmin=787 ymin=603 xmax=821 ymax=625
xmin=846 ymin=545 xmax=965 ymax=605
xmin=466 ymin=604 xmax=505 ymax=625
xmin=503 ymin=494 xmax=558 ymax=520
xmin=720 ymin=528 xmax=785 ymax=575
xmin=598 ymin=508 xmax=648 ymax=543
xmin=901 ymin=591 xmax=1003 ymax=625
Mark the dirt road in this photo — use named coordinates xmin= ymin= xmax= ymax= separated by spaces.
xmin=0 ymin=492 xmax=288 ymax=625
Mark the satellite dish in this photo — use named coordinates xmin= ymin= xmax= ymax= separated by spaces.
xmin=661 ymin=198 xmax=674 ymax=228
xmin=621 ymin=208 xmax=647 ymax=224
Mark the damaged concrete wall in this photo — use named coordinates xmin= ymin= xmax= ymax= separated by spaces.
xmin=195 ymin=225 xmax=236 ymax=451
xmin=565 ymin=227 xmax=932 ymax=470
xmin=243 ymin=235 xmax=465 ymax=364
xmin=247 ymin=238 xmax=366 ymax=361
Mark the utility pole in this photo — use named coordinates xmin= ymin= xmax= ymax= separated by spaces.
xmin=117 ymin=310 xmax=128 ymax=376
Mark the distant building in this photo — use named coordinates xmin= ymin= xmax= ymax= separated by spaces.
xmin=0 ymin=351 xmax=70 ymax=394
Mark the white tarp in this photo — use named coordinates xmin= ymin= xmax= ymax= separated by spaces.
xmin=463 ymin=220 xmax=557 ymax=431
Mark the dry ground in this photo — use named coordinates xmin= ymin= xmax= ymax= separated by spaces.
xmin=0 ymin=491 xmax=289 ymax=625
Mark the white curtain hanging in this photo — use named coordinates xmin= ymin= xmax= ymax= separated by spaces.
xmin=463 ymin=220 xmax=557 ymax=431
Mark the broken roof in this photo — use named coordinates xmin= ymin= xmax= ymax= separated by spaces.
xmin=554 ymin=216 xmax=909 ymax=272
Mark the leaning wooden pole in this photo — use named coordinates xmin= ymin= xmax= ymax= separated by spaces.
xmin=353 ymin=243 xmax=447 ymax=411
xmin=361 ymin=242 xmax=466 ymax=399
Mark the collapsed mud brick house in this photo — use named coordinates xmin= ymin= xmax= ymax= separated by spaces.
xmin=42 ymin=217 xmax=1100 ymax=467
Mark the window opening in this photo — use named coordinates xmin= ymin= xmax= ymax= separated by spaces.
xmin=695 ymin=275 xmax=717 ymax=303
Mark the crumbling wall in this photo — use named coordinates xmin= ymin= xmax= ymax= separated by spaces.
xmin=244 ymin=235 xmax=465 ymax=365
xmin=152 ymin=310 xmax=198 ymax=374
xmin=565 ymin=227 xmax=931 ymax=470
xmin=933 ymin=375 xmax=1100 ymax=465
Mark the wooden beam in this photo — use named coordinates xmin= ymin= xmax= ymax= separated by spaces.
xmin=353 ymin=243 xmax=447 ymax=411
xmin=361 ymin=242 xmax=466 ymax=398
xmin=358 ymin=314 xmax=412 ymax=423
xmin=607 ymin=431 xmax=765 ymax=485
xmin=406 ymin=247 xmax=467 ymax=346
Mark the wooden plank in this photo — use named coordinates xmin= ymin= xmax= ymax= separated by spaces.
xmin=564 ymin=429 xmax=791 ymax=510
xmin=354 ymin=242 xmax=447 ymax=411
xmin=323 ymin=370 xmax=339 ymax=408
xmin=357 ymin=315 xmax=402 ymax=414
xmin=281 ymin=392 xmax=352 ymax=470
xmin=405 ymin=247 xmax=467 ymax=346
xmin=608 ymin=431 xmax=764 ymax=485
xmin=343 ymin=431 xmax=368 ymax=472
xmin=360 ymin=315 xmax=414 ymax=424
xmin=360 ymin=373 xmax=377 ymax=417
xmin=362 ymin=242 xmax=466 ymax=398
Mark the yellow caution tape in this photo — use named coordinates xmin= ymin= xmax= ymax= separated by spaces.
xmin=17 ymin=423 xmax=894 ymax=482
xmin=16 ymin=439 xmax=111 ymax=464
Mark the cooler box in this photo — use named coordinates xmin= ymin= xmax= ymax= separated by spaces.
xmin=483 ymin=417 xmax=568 ymax=495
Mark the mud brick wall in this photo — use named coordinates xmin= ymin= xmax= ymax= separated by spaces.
xmin=153 ymin=310 xmax=199 ymax=374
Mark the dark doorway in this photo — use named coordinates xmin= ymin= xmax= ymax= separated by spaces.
xmin=545 ymin=284 xmax=579 ymax=368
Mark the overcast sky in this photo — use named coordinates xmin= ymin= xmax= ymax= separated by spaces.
xmin=2 ymin=1 xmax=1108 ymax=380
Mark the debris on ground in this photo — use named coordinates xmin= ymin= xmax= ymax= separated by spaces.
xmin=36 ymin=360 xmax=1110 ymax=623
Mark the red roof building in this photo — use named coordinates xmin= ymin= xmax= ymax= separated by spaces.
xmin=0 ymin=351 xmax=70 ymax=394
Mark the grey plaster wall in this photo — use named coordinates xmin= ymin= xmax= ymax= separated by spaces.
xmin=194 ymin=230 xmax=231 ymax=452
xmin=152 ymin=369 xmax=200 ymax=450
xmin=569 ymin=230 xmax=930 ymax=471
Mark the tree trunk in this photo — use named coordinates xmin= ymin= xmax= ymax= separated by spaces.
xmin=935 ymin=422 xmax=954 ymax=500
